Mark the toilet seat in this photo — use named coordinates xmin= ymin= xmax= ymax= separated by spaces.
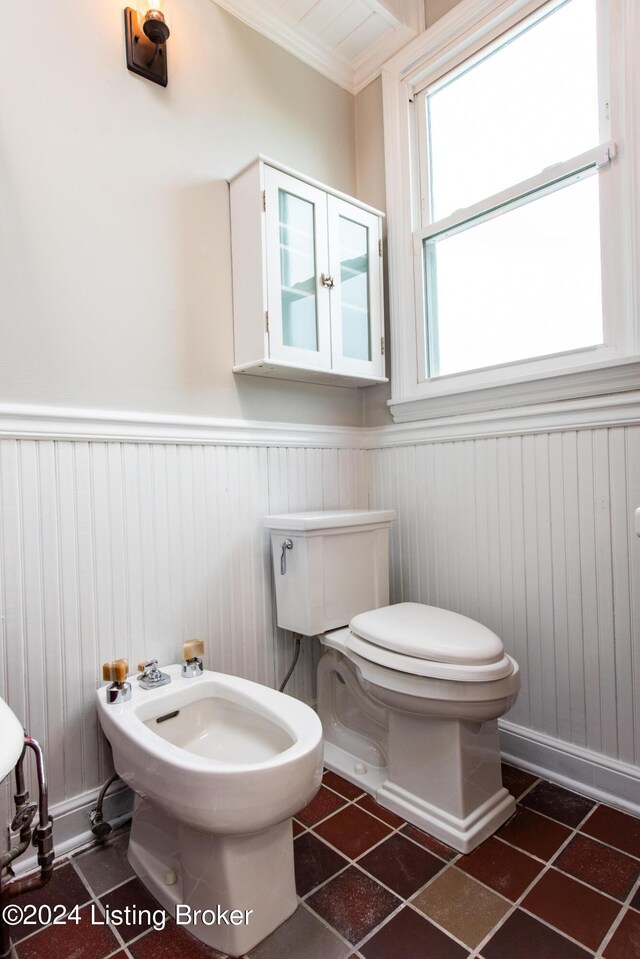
xmin=347 ymin=602 xmax=515 ymax=683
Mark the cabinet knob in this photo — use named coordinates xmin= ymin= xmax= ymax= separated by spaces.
xmin=320 ymin=272 xmax=335 ymax=289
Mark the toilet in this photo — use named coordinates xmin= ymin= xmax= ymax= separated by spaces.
xmin=96 ymin=665 xmax=323 ymax=956
xmin=265 ymin=509 xmax=521 ymax=853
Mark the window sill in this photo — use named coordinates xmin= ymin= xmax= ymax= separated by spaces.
xmin=387 ymin=355 xmax=640 ymax=428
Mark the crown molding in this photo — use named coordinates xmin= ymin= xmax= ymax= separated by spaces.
xmin=210 ymin=0 xmax=418 ymax=94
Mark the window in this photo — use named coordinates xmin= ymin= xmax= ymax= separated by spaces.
xmin=382 ymin=0 xmax=639 ymax=421
xmin=418 ymin=0 xmax=608 ymax=379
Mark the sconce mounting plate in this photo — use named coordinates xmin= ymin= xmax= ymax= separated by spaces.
xmin=124 ymin=7 xmax=168 ymax=87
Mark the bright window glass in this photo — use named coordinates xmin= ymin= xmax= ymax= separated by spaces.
xmin=422 ymin=0 xmax=604 ymax=378
xmin=427 ymin=0 xmax=599 ymax=221
xmin=424 ymin=176 xmax=602 ymax=376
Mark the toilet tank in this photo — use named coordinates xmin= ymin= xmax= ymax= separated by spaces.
xmin=264 ymin=510 xmax=396 ymax=637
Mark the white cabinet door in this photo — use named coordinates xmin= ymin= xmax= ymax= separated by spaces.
xmin=264 ymin=167 xmax=332 ymax=371
xmin=327 ymin=196 xmax=384 ymax=379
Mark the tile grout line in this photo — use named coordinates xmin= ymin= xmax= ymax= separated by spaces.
xmin=15 ymin=769 xmax=639 ymax=959
xmin=592 ymin=872 xmax=640 ymax=958
xmin=301 ymin=775 xmax=616 ymax=957
xmin=69 ymin=856 xmax=134 ymax=954
xmin=491 ymin=832 xmax=638 ymax=907
xmin=466 ymin=801 xmax=618 ymax=959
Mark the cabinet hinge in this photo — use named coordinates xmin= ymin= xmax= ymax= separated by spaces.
xmin=381 ymin=336 xmax=385 ymax=355
xmin=265 ymin=310 xmax=269 ymax=333
xmin=262 ymin=190 xmax=266 ymax=212
xmin=378 ymin=239 xmax=382 ymax=257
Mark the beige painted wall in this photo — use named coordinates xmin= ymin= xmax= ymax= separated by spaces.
xmin=360 ymin=0 xmax=463 ymax=426
xmin=425 ymin=0 xmax=463 ymax=27
xmin=0 ymin=0 xmax=363 ymax=425
xmin=356 ymin=77 xmax=393 ymax=427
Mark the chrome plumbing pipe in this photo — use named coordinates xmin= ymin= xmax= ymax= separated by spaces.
xmin=0 ymin=737 xmax=54 ymax=959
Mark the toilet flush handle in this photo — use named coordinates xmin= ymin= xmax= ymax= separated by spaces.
xmin=280 ymin=539 xmax=293 ymax=575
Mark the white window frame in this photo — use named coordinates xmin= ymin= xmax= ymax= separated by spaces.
xmin=381 ymin=0 xmax=640 ymax=423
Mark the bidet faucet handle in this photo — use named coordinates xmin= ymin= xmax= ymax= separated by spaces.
xmin=181 ymin=639 xmax=205 ymax=679
xmin=183 ymin=639 xmax=204 ymax=661
xmin=136 ymin=659 xmax=171 ymax=689
xmin=137 ymin=659 xmax=158 ymax=675
xmin=102 ymin=659 xmax=132 ymax=704
xmin=102 ymin=659 xmax=129 ymax=683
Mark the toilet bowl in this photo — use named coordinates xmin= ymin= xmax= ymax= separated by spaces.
xmin=265 ymin=510 xmax=521 ymax=853
xmin=96 ymin=664 xmax=323 ymax=956
xmin=318 ymin=604 xmax=520 ymax=852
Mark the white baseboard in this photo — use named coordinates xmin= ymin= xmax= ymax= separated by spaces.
xmin=10 ymin=785 xmax=133 ymax=877
xmin=500 ymin=720 xmax=640 ymax=817
xmin=9 ymin=723 xmax=640 ymax=876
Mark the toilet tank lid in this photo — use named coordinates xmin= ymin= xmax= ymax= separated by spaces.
xmin=350 ymin=602 xmax=505 ymax=666
xmin=264 ymin=509 xmax=396 ymax=531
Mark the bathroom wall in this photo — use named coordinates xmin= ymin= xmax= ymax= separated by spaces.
xmin=3 ymin=0 xmax=639 ymax=868
xmin=370 ymin=426 xmax=640 ymax=790
xmin=0 ymin=0 xmax=369 ymax=857
xmin=0 ymin=424 xmax=369 ymax=854
xmin=356 ymin=2 xmax=640 ymax=806
xmin=424 ymin=0 xmax=464 ymax=28
xmin=0 ymin=0 xmax=363 ymax=427
xmin=355 ymin=77 xmax=393 ymax=429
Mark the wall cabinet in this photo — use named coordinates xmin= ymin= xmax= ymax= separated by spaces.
xmin=229 ymin=157 xmax=387 ymax=388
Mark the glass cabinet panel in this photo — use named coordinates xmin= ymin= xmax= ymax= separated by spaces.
xmin=278 ymin=189 xmax=318 ymax=352
xmin=338 ymin=216 xmax=371 ymax=361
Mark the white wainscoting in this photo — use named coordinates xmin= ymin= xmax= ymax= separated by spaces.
xmin=369 ymin=426 xmax=640 ymax=781
xmin=0 ymin=429 xmax=369 ymax=856
xmin=2 ymin=406 xmax=640 ymax=865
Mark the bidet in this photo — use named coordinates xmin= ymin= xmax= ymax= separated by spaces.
xmin=96 ymin=663 xmax=322 ymax=955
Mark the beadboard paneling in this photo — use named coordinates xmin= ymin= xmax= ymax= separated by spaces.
xmin=0 ymin=438 xmax=369 ymax=838
xmin=2 ymin=413 xmax=639 ymax=855
xmin=370 ymin=425 xmax=640 ymax=768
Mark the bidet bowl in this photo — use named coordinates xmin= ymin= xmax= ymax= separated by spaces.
xmin=97 ymin=665 xmax=323 ymax=834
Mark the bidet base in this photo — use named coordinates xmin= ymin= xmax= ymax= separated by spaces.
xmin=127 ymin=796 xmax=298 ymax=956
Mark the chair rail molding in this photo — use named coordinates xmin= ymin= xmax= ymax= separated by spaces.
xmin=2 ymin=392 xmax=640 ymax=448
xmin=0 ymin=404 xmax=367 ymax=449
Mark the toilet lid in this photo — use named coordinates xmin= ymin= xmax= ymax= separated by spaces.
xmin=350 ymin=602 xmax=504 ymax=666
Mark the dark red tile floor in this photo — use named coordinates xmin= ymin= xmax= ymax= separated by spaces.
xmin=5 ymin=764 xmax=640 ymax=959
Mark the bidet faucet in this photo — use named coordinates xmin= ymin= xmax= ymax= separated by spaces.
xmin=102 ymin=659 xmax=132 ymax=704
xmin=182 ymin=639 xmax=204 ymax=679
xmin=137 ymin=659 xmax=171 ymax=689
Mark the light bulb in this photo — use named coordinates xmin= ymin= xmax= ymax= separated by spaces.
xmin=137 ymin=0 xmax=166 ymax=23
xmin=137 ymin=0 xmax=170 ymax=44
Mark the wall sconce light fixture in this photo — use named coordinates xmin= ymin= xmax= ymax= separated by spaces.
xmin=124 ymin=1 xmax=170 ymax=87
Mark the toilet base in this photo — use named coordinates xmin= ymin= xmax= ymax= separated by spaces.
xmin=319 ymin=647 xmax=517 ymax=853
xmin=127 ymin=795 xmax=298 ymax=956
xmin=376 ymin=780 xmax=515 ymax=852
xmin=323 ymin=740 xmax=515 ymax=853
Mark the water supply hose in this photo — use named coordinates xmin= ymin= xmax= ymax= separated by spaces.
xmin=278 ymin=633 xmax=301 ymax=692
